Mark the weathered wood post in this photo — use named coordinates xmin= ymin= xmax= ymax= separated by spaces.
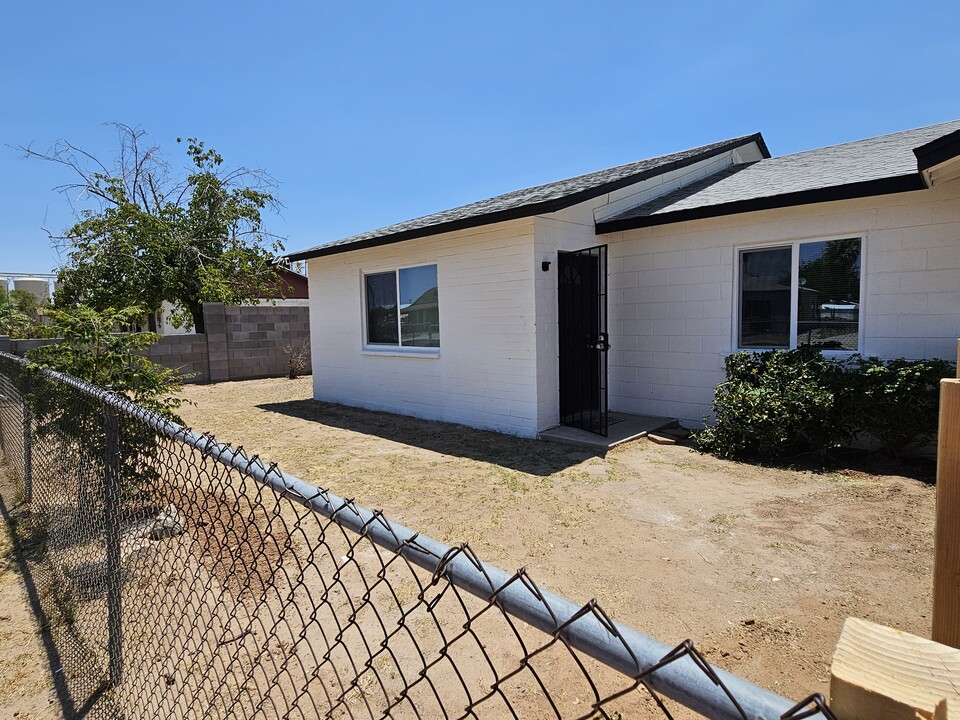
xmin=103 ymin=403 xmax=123 ymax=686
xmin=933 ymin=341 xmax=960 ymax=648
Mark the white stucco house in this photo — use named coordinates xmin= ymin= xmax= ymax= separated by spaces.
xmin=287 ymin=120 xmax=960 ymax=438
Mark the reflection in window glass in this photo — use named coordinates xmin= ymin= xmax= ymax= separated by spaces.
xmin=364 ymin=265 xmax=440 ymax=348
xmin=399 ymin=265 xmax=440 ymax=347
xmin=365 ymin=272 xmax=398 ymax=344
xmin=797 ymin=238 xmax=861 ymax=351
xmin=739 ymin=248 xmax=792 ymax=348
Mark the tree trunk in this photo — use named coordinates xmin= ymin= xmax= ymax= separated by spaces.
xmin=190 ymin=304 xmax=205 ymax=334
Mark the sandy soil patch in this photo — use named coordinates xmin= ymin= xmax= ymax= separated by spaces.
xmin=175 ymin=377 xmax=936 ymax=704
xmin=0 ymin=469 xmax=63 ymax=720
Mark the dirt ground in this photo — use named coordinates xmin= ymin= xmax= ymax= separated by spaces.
xmin=174 ymin=376 xmax=937 ymax=705
xmin=0 ymin=471 xmax=62 ymax=720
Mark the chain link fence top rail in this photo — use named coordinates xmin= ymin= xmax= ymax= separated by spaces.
xmin=0 ymin=351 xmax=835 ymax=720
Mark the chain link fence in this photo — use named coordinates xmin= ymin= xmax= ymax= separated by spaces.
xmin=0 ymin=351 xmax=836 ymax=720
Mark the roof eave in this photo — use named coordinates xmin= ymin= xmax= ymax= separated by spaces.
xmin=285 ymin=205 xmax=545 ymax=262
xmin=914 ymin=129 xmax=960 ymax=171
xmin=753 ymin=133 xmax=772 ymax=160
xmin=595 ymin=174 xmax=926 ymax=234
xmin=915 ymin=129 xmax=960 ymax=187
xmin=285 ymin=133 xmax=768 ymax=262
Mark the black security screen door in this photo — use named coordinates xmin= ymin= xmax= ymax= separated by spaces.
xmin=558 ymin=244 xmax=609 ymax=436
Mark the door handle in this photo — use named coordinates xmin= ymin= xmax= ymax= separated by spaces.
xmin=593 ymin=334 xmax=610 ymax=351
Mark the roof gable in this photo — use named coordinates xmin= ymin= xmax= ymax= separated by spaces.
xmin=915 ymin=128 xmax=960 ymax=187
xmin=286 ymin=133 xmax=767 ymax=261
xmin=597 ymin=119 xmax=960 ymax=233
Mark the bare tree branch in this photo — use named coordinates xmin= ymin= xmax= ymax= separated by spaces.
xmin=21 ymin=124 xmax=289 ymax=332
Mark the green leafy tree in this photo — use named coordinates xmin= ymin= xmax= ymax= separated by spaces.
xmin=27 ymin=305 xmax=185 ymax=415
xmin=0 ymin=287 xmax=45 ymax=337
xmin=26 ymin=305 xmax=186 ymax=499
xmin=23 ymin=124 xmax=284 ymax=333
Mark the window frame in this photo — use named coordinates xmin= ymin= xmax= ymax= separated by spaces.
xmin=360 ymin=262 xmax=441 ymax=356
xmin=732 ymin=234 xmax=866 ymax=357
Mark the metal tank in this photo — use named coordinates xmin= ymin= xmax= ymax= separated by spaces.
xmin=13 ymin=277 xmax=51 ymax=302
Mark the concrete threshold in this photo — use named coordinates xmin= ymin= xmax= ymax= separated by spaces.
xmin=538 ymin=413 xmax=676 ymax=451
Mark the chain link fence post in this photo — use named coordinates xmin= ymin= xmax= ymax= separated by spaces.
xmin=21 ymin=373 xmax=32 ymax=502
xmin=103 ymin=402 xmax=123 ymax=687
xmin=0 ymin=380 xmax=7 ymax=462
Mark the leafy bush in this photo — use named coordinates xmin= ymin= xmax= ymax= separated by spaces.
xmin=693 ymin=347 xmax=847 ymax=459
xmin=694 ymin=349 xmax=954 ymax=460
xmin=26 ymin=304 xmax=185 ymax=416
xmin=844 ymin=356 xmax=954 ymax=457
xmin=0 ymin=287 xmax=48 ymax=338
xmin=25 ymin=305 xmax=186 ymax=500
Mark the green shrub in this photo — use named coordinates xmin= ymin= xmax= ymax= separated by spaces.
xmin=693 ymin=347 xmax=847 ymax=459
xmin=25 ymin=305 xmax=186 ymax=500
xmin=694 ymin=349 xmax=953 ymax=460
xmin=0 ymin=287 xmax=47 ymax=338
xmin=844 ymin=356 xmax=954 ymax=457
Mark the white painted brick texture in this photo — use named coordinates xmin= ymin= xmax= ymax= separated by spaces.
xmin=307 ymin=169 xmax=960 ymax=437
xmin=307 ymin=220 xmax=539 ymax=436
xmin=608 ymin=180 xmax=960 ymax=425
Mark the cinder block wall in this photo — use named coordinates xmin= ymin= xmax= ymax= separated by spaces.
xmin=2 ymin=334 xmax=210 ymax=384
xmin=143 ymin=334 xmax=210 ymax=383
xmin=222 ymin=305 xmax=312 ymax=381
xmin=0 ymin=302 xmax=311 ymax=384
xmin=306 ymin=220 xmax=538 ymax=437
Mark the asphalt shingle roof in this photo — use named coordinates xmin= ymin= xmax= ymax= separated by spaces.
xmin=597 ymin=120 xmax=960 ymax=232
xmin=286 ymin=133 xmax=765 ymax=260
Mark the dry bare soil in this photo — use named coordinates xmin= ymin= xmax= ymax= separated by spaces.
xmin=0 ymin=471 xmax=62 ymax=720
xmin=175 ymin=376 xmax=936 ymax=705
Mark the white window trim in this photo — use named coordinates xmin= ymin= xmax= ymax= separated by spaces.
xmin=361 ymin=350 xmax=440 ymax=359
xmin=732 ymin=234 xmax=866 ymax=356
xmin=360 ymin=263 xmax=441 ymax=355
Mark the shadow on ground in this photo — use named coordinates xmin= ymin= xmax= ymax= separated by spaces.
xmin=725 ymin=447 xmax=938 ymax=485
xmin=255 ymin=399 xmax=601 ymax=476
xmin=827 ymin=448 xmax=937 ymax=485
xmin=0 ymin=484 xmax=117 ymax=720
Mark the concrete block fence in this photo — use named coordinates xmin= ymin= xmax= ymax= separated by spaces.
xmin=0 ymin=302 xmax=310 ymax=384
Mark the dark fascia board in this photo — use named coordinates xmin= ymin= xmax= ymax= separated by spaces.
xmin=914 ymin=128 xmax=960 ymax=173
xmin=595 ymin=174 xmax=926 ymax=234
xmin=285 ymin=133 xmax=769 ymax=262
xmin=752 ymin=133 xmax=772 ymax=160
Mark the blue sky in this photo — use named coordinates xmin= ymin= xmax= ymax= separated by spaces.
xmin=1 ymin=1 xmax=958 ymax=274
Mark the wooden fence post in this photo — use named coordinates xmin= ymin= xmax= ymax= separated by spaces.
xmin=830 ymin=618 xmax=960 ymax=719
xmin=933 ymin=340 xmax=960 ymax=648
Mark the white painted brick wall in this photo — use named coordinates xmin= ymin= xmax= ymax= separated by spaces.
xmin=529 ymin=148 xmax=760 ymax=432
xmin=307 ymin=219 xmax=539 ymax=437
xmin=305 ymin=150 xmax=758 ymax=437
xmin=605 ymin=179 xmax=960 ymax=426
xmin=307 ymin=151 xmax=958 ymax=438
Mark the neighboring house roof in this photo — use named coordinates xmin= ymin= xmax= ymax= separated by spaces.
xmin=403 ymin=287 xmax=438 ymax=312
xmin=286 ymin=133 xmax=768 ymax=261
xmin=597 ymin=120 xmax=960 ymax=233
xmin=258 ymin=266 xmax=309 ymax=299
